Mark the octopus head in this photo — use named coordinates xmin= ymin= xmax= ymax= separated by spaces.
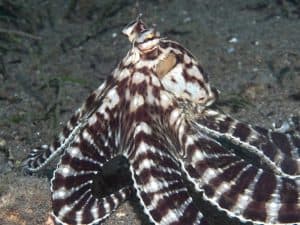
xmin=122 ymin=18 xmax=218 ymax=107
xmin=123 ymin=17 xmax=160 ymax=56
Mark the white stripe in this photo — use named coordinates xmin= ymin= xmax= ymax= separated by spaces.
xmin=90 ymin=199 xmax=99 ymax=220
xmin=193 ymin=112 xmax=300 ymax=180
xmin=212 ymin=164 xmax=251 ymax=203
xmin=148 ymin=187 xmax=187 ymax=211
xmin=265 ymin=176 xmax=282 ymax=223
xmin=231 ymin=169 xmax=263 ymax=215
xmin=133 ymin=122 xmax=152 ymax=137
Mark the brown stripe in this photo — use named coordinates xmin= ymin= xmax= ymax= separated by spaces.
xmin=149 ymin=191 xmax=189 ymax=222
xmin=280 ymin=157 xmax=297 ymax=175
xmin=129 ymin=80 xmax=147 ymax=95
xmin=186 ymin=144 xmax=198 ymax=163
xmin=197 ymin=65 xmax=206 ymax=80
xmin=278 ymin=178 xmax=300 ymax=223
xmin=86 ymin=126 xmax=112 ymax=159
xmin=205 ymin=155 xmax=240 ymax=169
xmin=97 ymin=200 xmax=107 ymax=218
xmin=243 ymin=201 xmax=267 ymax=222
xmin=203 ymin=184 xmax=215 ymax=197
xmin=194 ymin=161 xmax=210 ymax=177
xmin=82 ymin=197 xmax=96 ymax=223
xmin=280 ymin=178 xmax=298 ymax=204
xmin=78 ymin=132 xmax=108 ymax=163
xmin=252 ymin=171 xmax=276 ymax=202
xmin=43 ymin=149 xmax=51 ymax=159
xmin=53 ymin=172 xmax=93 ymax=190
xmin=260 ymin=142 xmax=277 ymax=161
xmin=85 ymin=93 xmax=97 ymax=111
xmin=217 ymin=116 xmax=234 ymax=133
xmin=218 ymin=166 xmax=258 ymax=210
xmin=132 ymin=152 xmax=178 ymax=176
xmin=253 ymin=126 xmax=268 ymax=136
xmin=132 ymin=133 xmax=164 ymax=154
xmin=135 ymin=166 xmax=182 ymax=185
xmin=194 ymin=138 xmax=226 ymax=154
xmin=291 ymin=135 xmax=300 ymax=148
xmin=196 ymin=116 xmax=220 ymax=131
xmin=271 ymin=132 xmax=292 ymax=156
xmin=53 ymin=137 xmax=61 ymax=150
xmin=232 ymin=122 xmax=251 ymax=142
xmin=141 ymin=191 xmax=151 ymax=206
xmin=60 ymin=150 xmax=101 ymax=172
xmin=186 ymin=164 xmax=204 ymax=178
xmin=63 ymin=190 xmax=91 ymax=224
xmin=211 ymin=161 xmax=246 ymax=185
xmin=52 ymin=184 xmax=90 ymax=215
xmin=144 ymin=180 xmax=184 ymax=205
xmin=63 ymin=126 xmax=71 ymax=138
xmin=178 ymin=201 xmax=202 ymax=225
xmin=131 ymin=107 xmax=153 ymax=124
xmin=70 ymin=113 xmax=79 ymax=127
xmin=32 ymin=159 xmax=40 ymax=168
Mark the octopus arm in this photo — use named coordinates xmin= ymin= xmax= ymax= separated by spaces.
xmin=50 ymin=108 xmax=132 ymax=225
xmin=177 ymin=120 xmax=300 ymax=225
xmin=192 ymin=109 xmax=300 ymax=179
xmin=125 ymin=122 xmax=209 ymax=225
xmin=23 ymin=79 xmax=114 ymax=173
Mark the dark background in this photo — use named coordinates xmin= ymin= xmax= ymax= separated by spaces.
xmin=0 ymin=0 xmax=299 ymax=224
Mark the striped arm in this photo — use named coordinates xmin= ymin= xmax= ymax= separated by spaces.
xmin=51 ymin=122 xmax=132 ymax=225
xmin=253 ymin=125 xmax=300 ymax=170
xmin=193 ymin=109 xmax=300 ymax=178
xmin=48 ymin=84 xmax=133 ymax=224
xmin=23 ymin=80 xmax=111 ymax=173
xmin=51 ymin=187 xmax=131 ymax=225
xmin=178 ymin=124 xmax=300 ymax=225
xmin=125 ymin=122 xmax=209 ymax=225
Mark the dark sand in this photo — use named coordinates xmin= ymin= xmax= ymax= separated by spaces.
xmin=0 ymin=0 xmax=299 ymax=224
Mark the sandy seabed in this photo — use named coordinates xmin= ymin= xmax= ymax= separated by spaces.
xmin=0 ymin=1 xmax=299 ymax=225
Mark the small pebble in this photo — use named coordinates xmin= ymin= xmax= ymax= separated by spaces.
xmin=112 ymin=32 xmax=117 ymax=38
xmin=227 ymin=47 xmax=235 ymax=53
xmin=116 ymin=212 xmax=126 ymax=217
xmin=228 ymin=37 xmax=238 ymax=43
xmin=0 ymin=138 xmax=7 ymax=150
xmin=183 ymin=17 xmax=191 ymax=23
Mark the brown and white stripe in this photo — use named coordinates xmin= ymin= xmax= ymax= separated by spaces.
xmin=23 ymin=17 xmax=300 ymax=225
xmin=193 ymin=109 xmax=300 ymax=179
xmin=177 ymin=120 xmax=300 ymax=225
xmin=51 ymin=119 xmax=132 ymax=224
xmin=23 ymin=79 xmax=115 ymax=173
xmin=125 ymin=121 xmax=209 ymax=225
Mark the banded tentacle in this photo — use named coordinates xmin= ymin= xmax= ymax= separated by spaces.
xmin=171 ymin=113 xmax=300 ymax=225
xmin=23 ymin=79 xmax=116 ymax=173
xmin=125 ymin=121 xmax=208 ymax=225
xmin=50 ymin=88 xmax=133 ymax=225
xmin=192 ymin=109 xmax=300 ymax=179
